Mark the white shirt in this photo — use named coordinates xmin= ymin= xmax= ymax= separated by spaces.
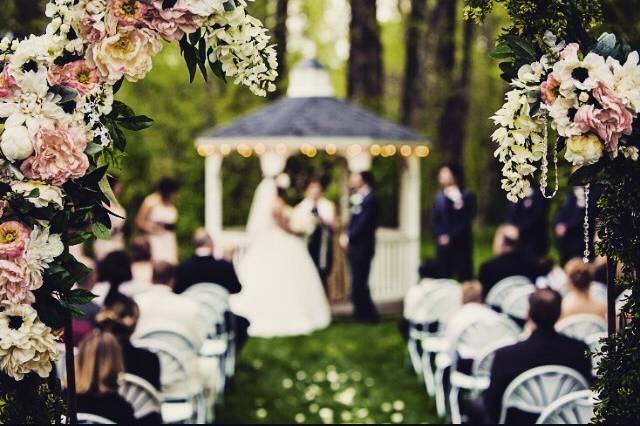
xmin=133 ymin=285 xmax=206 ymax=349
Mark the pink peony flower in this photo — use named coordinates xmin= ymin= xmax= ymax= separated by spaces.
xmin=0 ymin=259 xmax=35 ymax=304
xmin=0 ymin=221 xmax=30 ymax=259
xmin=146 ymin=1 xmax=199 ymax=42
xmin=20 ymin=126 xmax=90 ymax=186
xmin=0 ymin=65 xmax=16 ymax=99
xmin=540 ymin=73 xmax=560 ymax=105
xmin=80 ymin=15 xmax=107 ymax=43
xmin=48 ymin=60 xmax=100 ymax=96
xmin=574 ymin=81 xmax=634 ymax=151
xmin=560 ymin=43 xmax=580 ymax=60
xmin=106 ymin=0 xmax=150 ymax=34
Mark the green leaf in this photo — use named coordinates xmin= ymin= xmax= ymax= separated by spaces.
xmin=112 ymin=77 xmax=125 ymax=94
xmin=117 ymin=115 xmax=154 ymax=131
xmin=568 ymin=161 xmax=605 ymax=186
xmin=180 ymin=36 xmax=198 ymax=83
xmin=98 ymin=174 xmax=122 ymax=210
xmin=209 ymin=60 xmax=227 ymax=82
xmin=65 ymin=231 xmax=94 ymax=245
xmin=92 ymin=221 xmax=111 ymax=240
xmin=489 ymin=44 xmax=513 ymax=60
xmin=504 ymin=35 xmax=538 ymax=62
xmin=163 ymin=0 xmax=178 ymax=9
xmin=66 ymin=288 xmax=97 ymax=306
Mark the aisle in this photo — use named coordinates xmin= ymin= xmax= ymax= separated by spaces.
xmin=217 ymin=317 xmax=440 ymax=424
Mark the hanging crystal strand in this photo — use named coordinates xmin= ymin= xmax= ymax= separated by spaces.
xmin=583 ymin=184 xmax=591 ymax=263
xmin=540 ymin=122 xmax=559 ymax=199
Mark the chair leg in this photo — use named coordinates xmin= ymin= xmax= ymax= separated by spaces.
xmin=408 ymin=340 xmax=423 ymax=376
xmin=435 ymin=366 xmax=447 ymax=418
xmin=449 ymin=385 xmax=461 ymax=424
xmin=421 ymin=352 xmax=435 ymax=396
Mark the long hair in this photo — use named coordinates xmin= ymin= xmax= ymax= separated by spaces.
xmin=75 ymin=331 xmax=124 ymax=395
xmin=97 ymin=251 xmax=132 ymax=305
xmin=96 ymin=294 xmax=140 ymax=342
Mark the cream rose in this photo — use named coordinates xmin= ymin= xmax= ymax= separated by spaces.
xmin=11 ymin=180 xmax=64 ymax=209
xmin=87 ymin=27 xmax=162 ymax=83
xmin=565 ymin=133 xmax=604 ymax=166
xmin=1 ymin=125 xmax=34 ymax=161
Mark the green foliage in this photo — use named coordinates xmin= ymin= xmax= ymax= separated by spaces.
xmin=0 ymin=374 xmax=65 ymax=424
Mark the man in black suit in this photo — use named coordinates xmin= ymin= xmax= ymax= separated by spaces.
xmin=554 ymin=185 xmax=599 ymax=265
xmin=174 ymin=228 xmax=249 ymax=350
xmin=343 ymin=171 xmax=379 ymax=323
xmin=478 ymin=224 xmax=540 ymax=297
xmin=467 ymin=288 xmax=593 ymax=424
xmin=506 ymin=184 xmax=550 ymax=259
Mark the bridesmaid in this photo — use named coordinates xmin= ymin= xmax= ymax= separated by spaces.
xmin=135 ymin=177 xmax=180 ymax=264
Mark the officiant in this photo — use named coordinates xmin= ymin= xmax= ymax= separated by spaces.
xmin=292 ymin=177 xmax=337 ymax=288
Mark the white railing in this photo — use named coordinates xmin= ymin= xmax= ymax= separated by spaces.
xmin=217 ymin=228 xmax=418 ymax=304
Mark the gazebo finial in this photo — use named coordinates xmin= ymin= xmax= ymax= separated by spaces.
xmin=287 ymin=58 xmax=335 ymax=98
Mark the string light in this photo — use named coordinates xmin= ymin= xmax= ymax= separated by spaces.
xmin=276 ymin=143 xmax=288 ymax=155
xmin=369 ymin=144 xmax=382 ymax=156
xmin=381 ymin=144 xmax=396 ymax=157
xmin=347 ymin=144 xmax=362 ymax=157
xmin=325 ymin=144 xmax=337 ymax=155
xmin=254 ymin=143 xmax=266 ymax=155
xmin=583 ymin=184 xmax=591 ymax=263
xmin=237 ymin=143 xmax=253 ymax=157
xmin=400 ymin=145 xmax=412 ymax=157
xmin=306 ymin=146 xmax=318 ymax=157
xmin=196 ymin=145 xmax=214 ymax=157
xmin=414 ymin=145 xmax=430 ymax=157
xmin=220 ymin=144 xmax=232 ymax=156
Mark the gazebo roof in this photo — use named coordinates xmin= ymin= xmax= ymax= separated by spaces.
xmin=199 ymin=96 xmax=423 ymax=142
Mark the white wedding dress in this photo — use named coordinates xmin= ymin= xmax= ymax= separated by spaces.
xmin=230 ymin=178 xmax=331 ymax=337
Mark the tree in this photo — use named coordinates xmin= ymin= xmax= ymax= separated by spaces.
xmin=347 ymin=0 xmax=384 ymax=111
xmin=400 ymin=0 xmax=427 ymax=127
xmin=0 ymin=0 xmax=47 ymax=38
xmin=269 ymin=0 xmax=289 ymax=99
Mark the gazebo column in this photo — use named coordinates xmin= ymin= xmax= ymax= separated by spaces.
xmin=400 ymin=156 xmax=421 ymax=284
xmin=205 ymin=152 xmax=223 ymax=239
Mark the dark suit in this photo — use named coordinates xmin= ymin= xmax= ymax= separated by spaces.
xmin=308 ymin=220 xmax=334 ymax=288
xmin=554 ymin=187 xmax=599 ymax=265
xmin=174 ymin=254 xmax=249 ymax=350
xmin=475 ymin=329 xmax=592 ymax=424
xmin=432 ymin=189 xmax=476 ymax=281
xmin=506 ymin=188 xmax=550 ymax=259
xmin=478 ymin=251 xmax=540 ymax=298
xmin=348 ymin=190 xmax=379 ymax=322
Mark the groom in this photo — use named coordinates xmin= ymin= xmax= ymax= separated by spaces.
xmin=343 ymin=171 xmax=380 ymax=323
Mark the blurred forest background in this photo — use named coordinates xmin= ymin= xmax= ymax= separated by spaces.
xmin=3 ymin=0 xmax=640 ymax=260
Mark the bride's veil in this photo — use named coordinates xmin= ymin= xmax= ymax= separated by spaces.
xmin=246 ymin=152 xmax=286 ymax=236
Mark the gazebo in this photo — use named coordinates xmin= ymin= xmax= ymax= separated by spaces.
xmin=195 ymin=59 xmax=430 ymax=303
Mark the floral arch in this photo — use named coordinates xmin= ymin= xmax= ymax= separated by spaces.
xmin=0 ymin=0 xmax=276 ymax=422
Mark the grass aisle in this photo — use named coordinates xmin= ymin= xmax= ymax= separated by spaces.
xmin=217 ymin=317 xmax=440 ymax=424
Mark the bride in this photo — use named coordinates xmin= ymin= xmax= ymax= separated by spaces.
xmin=230 ymin=169 xmax=331 ymax=337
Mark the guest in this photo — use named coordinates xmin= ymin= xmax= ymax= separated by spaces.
xmin=75 ymin=331 xmax=136 ymax=424
xmin=93 ymin=251 xmax=133 ymax=306
xmin=561 ymin=258 xmax=606 ymax=319
xmin=72 ymin=267 xmax=99 ymax=345
xmin=506 ymin=184 xmax=549 ymax=259
xmin=343 ymin=170 xmax=379 ymax=323
xmin=174 ymin=228 xmax=250 ymax=350
xmin=134 ymin=261 xmax=206 ymax=349
xmin=94 ymin=176 xmax=127 ymax=261
xmin=478 ymin=225 xmax=539 ymax=297
xmin=534 ymin=257 xmax=567 ymax=294
xmin=468 ymin=289 xmax=592 ymax=424
xmin=432 ymin=163 xmax=476 ymax=281
xmin=292 ymin=177 xmax=336 ymax=288
xmin=554 ymin=186 xmax=599 ymax=265
xmin=130 ymin=236 xmax=153 ymax=284
xmin=136 ymin=177 xmax=180 ymax=264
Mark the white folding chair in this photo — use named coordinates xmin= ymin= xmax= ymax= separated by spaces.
xmin=119 ymin=373 xmax=162 ymax=421
xmin=555 ymin=314 xmax=607 ymax=342
xmin=414 ymin=284 xmax=462 ymax=397
xmin=444 ymin=316 xmax=521 ymax=423
xmin=499 ymin=365 xmax=589 ymax=424
xmin=536 ymin=389 xmax=595 ymax=424
xmin=77 ymin=413 xmax=115 ymax=424
xmin=133 ymin=339 xmax=203 ymax=424
xmin=501 ymin=285 xmax=535 ymax=321
xmin=585 ymin=332 xmax=607 ymax=377
xmin=486 ymin=276 xmax=532 ymax=310
xmin=135 ymin=325 xmax=199 ymax=353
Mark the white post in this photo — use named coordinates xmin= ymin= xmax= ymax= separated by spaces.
xmin=205 ymin=152 xmax=223 ymax=239
xmin=400 ymin=156 xmax=421 ymax=286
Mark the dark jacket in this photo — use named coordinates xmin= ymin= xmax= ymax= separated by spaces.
xmin=483 ymin=329 xmax=592 ymax=424
xmin=348 ymin=191 xmax=379 ymax=258
xmin=554 ymin=187 xmax=599 ymax=265
xmin=506 ymin=188 xmax=549 ymax=258
xmin=174 ymin=254 xmax=242 ymax=295
xmin=122 ymin=342 xmax=161 ymax=390
xmin=432 ymin=190 xmax=476 ymax=244
xmin=478 ymin=251 xmax=540 ymax=297
xmin=77 ymin=392 xmax=136 ymax=424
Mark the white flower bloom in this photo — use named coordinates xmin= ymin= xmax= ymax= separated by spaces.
xmin=609 ymin=51 xmax=640 ymax=113
xmin=0 ymin=303 xmax=59 ymax=381
xmin=620 ymin=146 xmax=640 ymax=161
xmin=1 ymin=125 xmax=34 ymax=161
xmin=179 ymin=0 xmax=226 ymax=17
xmin=23 ymin=225 xmax=64 ymax=289
xmin=564 ymin=134 xmax=604 ymax=166
xmin=11 ymin=180 xmax=65 ymax=209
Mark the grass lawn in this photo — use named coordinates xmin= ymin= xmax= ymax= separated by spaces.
xmin=216 ymin=317 xmax=440 ymax=424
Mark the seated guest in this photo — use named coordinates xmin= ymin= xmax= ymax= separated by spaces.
xmin=72 ymin=267 xmax=99 ymax=345
xmin=93 ymin=251 xmax=133 ymax=306
xmin=468 ymin=289 xmax=592 ymax=424
xmin=75 ymin=331 xmax=136 ymax=424
xmin=133 ymin=261 xmax=206 ymax=349
xmin=129 ymin=236 xmax=153 ymax=286
xmin=535 ymin=257 xmax=567 ymax=294
xmin=174 ymin=228 xmax=250 ymax=350
xmin=561 ymin=258 xmax=606 ymax=320
xmin=478 ymin=225 xmax=539 ymax=297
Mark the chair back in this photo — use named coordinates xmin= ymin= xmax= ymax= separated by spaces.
xmin=119 ymin=373 xmax=162 ymax=419
xmin=486 ymin=276 xmax=532 ymax=310
xmin=133 ymin=339 xmax=192 ymax=395
xmin=499 ymin=365 xmax=589 ymax=423
xmin=456 ymin=315 xmax=521 ymax=360
xmin=555 ymin=314 xmax=607 ymax=342
xmin=77 ymin=413 xmax=115 ymax=424
xmin=135 ymin=325 xmax=199 ymax=353
xmin=472 ymin=340 xmax=516 ymax=384
xmin=183 ymin=283 xmax=230 ymax=304
xmin=536 ymin=389 xmax=595 ymax=424
xmin=411 ymin=284 xmax=462 ymax=326
xmin=501 ymin=285 xmax=535 ymax=320
xmin=585 ymin=332 xmax=607 ymax=377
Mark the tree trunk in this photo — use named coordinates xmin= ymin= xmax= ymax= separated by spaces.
xmin=269 ymin=0 xmax=289 ymax=99
xmin=348 ymin=0 xmax=384 ymax=111
xmin=400 ymin=0 xmax=427 ymax=127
